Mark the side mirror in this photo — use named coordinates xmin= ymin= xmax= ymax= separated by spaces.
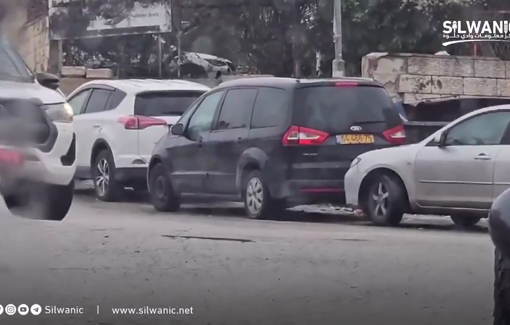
xmin=171 ymin=123 xmax=184 ymax=136
xmin=36 ymin=72 xmax=60 ymax=90
xmin=434 ymin=132 xmax=447 ymax=147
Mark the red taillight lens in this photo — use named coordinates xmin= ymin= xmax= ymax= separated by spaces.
xmin=283 ymin=126 xmax=329 ymax=146
xmin=383 ymin=125 xmax=406 ymax=145
xmin=0 ymin=148 xmax=24 ymax=166
xmin=118 ymin=116 xmax=167 ymax=130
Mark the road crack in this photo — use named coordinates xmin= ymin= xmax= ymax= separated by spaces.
xmin=161 ymin=235 xmax=254 ymax=243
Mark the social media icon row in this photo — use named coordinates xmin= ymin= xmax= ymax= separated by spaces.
xmin=0 ymin=304 xmax=42 ymax=316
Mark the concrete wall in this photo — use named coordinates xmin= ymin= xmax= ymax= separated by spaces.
xmin=361 ymin=52 xmax=510 ymax=104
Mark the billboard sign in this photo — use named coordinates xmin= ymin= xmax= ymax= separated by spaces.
xmin=48 ymin=0 xmax=172 ymax=40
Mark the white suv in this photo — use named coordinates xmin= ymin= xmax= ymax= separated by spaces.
xmin=0 ymin=37 xmax=76 ymax=221
xmin=68 ymin=79 xmax=210 ymax=201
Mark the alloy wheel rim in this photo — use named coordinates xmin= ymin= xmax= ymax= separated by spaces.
xmin=372 ymin=182 xmax=389 ymax=217
xmin=95 ymin=158 xmax=110 ymax=196
xmin=246 ymin=177 xmax=263 ymax=214
xmin=154 ymin=175 xmax=166 ymax=200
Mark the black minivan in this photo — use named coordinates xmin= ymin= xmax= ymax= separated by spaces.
xmin=148 ymin=77 xmax=405 ymax=219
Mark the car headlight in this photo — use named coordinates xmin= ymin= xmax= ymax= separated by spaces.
xmin=350 ymin=157 xmax=361 ymax=168
xmin=42 ymin=103 xmax=73 ymax=123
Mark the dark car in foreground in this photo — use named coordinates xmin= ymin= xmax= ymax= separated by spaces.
xmin=147 ymin=77 xmax=405 ymax=219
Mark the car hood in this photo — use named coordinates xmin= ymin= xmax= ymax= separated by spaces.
xmin=364 ymin=143 xmax=418 ymax=156
xmin=357 ymin=143 xmax=420 ymax=172
xmin=0 ymin=80 xmax=65 ymax=105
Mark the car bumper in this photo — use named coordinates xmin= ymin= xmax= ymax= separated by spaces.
xmin=272 ymin=179 xmax=346 ymax=205
xmin=0 ymin=122 xmax=76 ymax=191
xmin=114 ymin=167 xmax=147 ymax=183
xmin=344 ymin=166 xmax=365 ymax=207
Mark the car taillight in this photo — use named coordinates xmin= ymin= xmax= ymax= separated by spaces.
xmin=383 ymin=125 xmax=406 ymax=145
xmin=0 ymin=148 xmax=24 ymax=165
xmin=283 ymin=125 xmax=329 ymax=146
xmin=118 ymin=116 xmax=167 ymax=130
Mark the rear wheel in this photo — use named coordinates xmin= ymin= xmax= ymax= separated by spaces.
xmin=451 ymin=214 xmax=481 ymax=228
xmin=242 ymin=170 xmax=285 ymax=219
xmin=365 ymin=174 xmax=405 ymax=227
xmin=4 ymin=181 xmax=74 ymax=221
xmin=92 ymin=150 xmax=123 ymax=202
xmin=148 ymin=163 xmax=180 ymax=212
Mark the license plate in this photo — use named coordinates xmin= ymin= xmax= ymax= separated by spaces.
xmin=0 ymin=148 xmax=24 ymax=166
xmin=337 ymin=134 xmax=375 ymax=144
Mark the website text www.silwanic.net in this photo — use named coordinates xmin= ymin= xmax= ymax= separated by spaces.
xmin=111 ymin=306 xmax=193 ymax=315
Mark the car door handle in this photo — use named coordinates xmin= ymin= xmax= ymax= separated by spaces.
xmin=93 ymin=124 xmax=101 ymax=128
xmin=474 ymin=154 xmax=492 ymax=160
xmin=236 ymin=137 xmax=242 ymax=143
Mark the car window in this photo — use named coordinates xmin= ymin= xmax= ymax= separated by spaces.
xmin=178 ymin=98 xmax=202 ymax=125
xmin=0 ymin=37 xmax=33 ymax=82
xmin=107 ymin=89 xmax=127 ymax=111
xmin=135 ymin=91 xmax=205 ymax=116
xmin=187 ymin=91 xmax=224 ymax=134
xmin=293 ymin=85 xmax=399 ymax=133
xmin=251 ymin=88 xmax=287 ymax=128
xmin=83 ymin=89 xmax=112 ymax=114
xmin=68 ymin=89 xmax=91 ymax=115
xmin=215 ymin=88 xmax=257 ymax=130
xmin=446 ymin=111 xmax=510 ymax=146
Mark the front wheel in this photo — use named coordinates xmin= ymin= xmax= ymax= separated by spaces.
xmin=365 ymin=174 xmax=405 ymax=227
xmin=4 ymin=181 xmax=74 ymax=221
xmin=451 ymin=214 xmax=481 ymax=228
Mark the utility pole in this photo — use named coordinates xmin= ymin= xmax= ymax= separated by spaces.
xmin=332 ymin=0 xmax=345 ymax=77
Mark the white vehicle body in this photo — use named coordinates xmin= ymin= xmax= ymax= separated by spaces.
xmin=179 ymin=52 xmax=236 ymax=78
xmin=345 ymin=104 xmax=510 ymax=216
xmin=0 ymin=81 xmax=76 ymax=186
xmin=68 ymin=79 xmax=209 ymax=196
xmin=0 ymin=35 xmax=76 ymax=187
xmin=0 ymin=36 xmax=75 ymax=220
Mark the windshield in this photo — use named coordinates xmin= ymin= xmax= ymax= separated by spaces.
xmin=0 ymin=37 xmax=33 ymax=82
xmin=134 ymin=91 xmax=205 ymax=116
xmin=293 ymin=85 xmax=399 ymax=133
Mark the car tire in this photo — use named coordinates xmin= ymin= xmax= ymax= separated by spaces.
xmin=366 ymin=174 xmax=405 ymax=227
xmin=242 ymin=170 xmax=284 ymax=220
xmin=4 ymin=181 xmax=74 ymax=221
xmin=92 ymin=150 xmax=123 ymax=202
xmin=148 ymin=163 xmax=180 ymax=212
xmin=451 ymin=214 xmax=481 ymax=228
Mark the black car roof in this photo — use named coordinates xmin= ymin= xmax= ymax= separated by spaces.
xmin=216 ymin=77 xmax=381 ymax=90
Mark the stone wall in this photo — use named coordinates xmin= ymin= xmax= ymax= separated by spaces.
xmin=58 ymin=67 xmax=273 ymax=96
xmin=17 ymin=17 xmax=50 ymax=73
xmin=361 ymin=52 xmax=510 ymax=104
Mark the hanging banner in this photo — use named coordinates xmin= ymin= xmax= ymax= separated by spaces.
xmin=48 ymin=0 xmax=172 ymax=40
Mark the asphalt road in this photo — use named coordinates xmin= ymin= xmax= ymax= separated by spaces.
xmin=0 ymin=190 xmax=495 ymax=325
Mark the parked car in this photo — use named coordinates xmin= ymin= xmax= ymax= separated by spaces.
xmin=169 ymin=52 xmax=236 ymax=79
xmin=0 ymin=37 xmax=76 ymax=221
xmin=68 ymin=79 xmax=210 ymax=201
xmin=345 ymin=104 xmax=510 ymax=227
xmin=147 ymin=77 xmax=405 ymax=219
